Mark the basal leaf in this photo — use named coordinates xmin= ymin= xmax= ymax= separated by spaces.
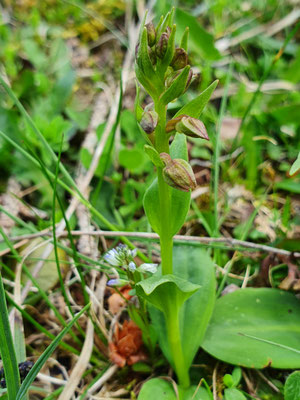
xmin=224 ymin=388 xmax=247 ymax=400
xmin=202 ymin=288 xmax=300 ymax=369
xmin=138 ymin=378 xmax=177 ymax=399
xmin=138 ymin=378 xmax=211 ymax=400
xmin=284 ymin=371 xmax=300 ymax=400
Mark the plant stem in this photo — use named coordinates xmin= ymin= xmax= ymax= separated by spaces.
xmin=154 ymin=101 xmax=189 ymax=386
xmin=157 ymin=169 xmax=173 ymax=275
xmin=165 ymin=308 xmax=190 ymax=388
xmin=155 ymin=102 xmax=174 ymax=276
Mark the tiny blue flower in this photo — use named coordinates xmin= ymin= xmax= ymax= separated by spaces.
xmin=107 ymin=278 xmax=128 ymax=287
xmin=139 ymin=263 xmax=158 ymax=274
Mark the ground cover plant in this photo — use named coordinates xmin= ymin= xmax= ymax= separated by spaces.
xmin=0 ymin=0 xmax=299 ymax=399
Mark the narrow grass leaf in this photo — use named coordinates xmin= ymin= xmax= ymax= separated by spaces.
xmin=16 ymin=303 xmax=90 ymax=400
xmin=0 ymin=272 xmax=20 ymax=399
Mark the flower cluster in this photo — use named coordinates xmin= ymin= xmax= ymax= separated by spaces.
xmin=104 ymin=244 xmax=137 ymax=270
xmin=104 ymin=244 xmax=158 ymax=287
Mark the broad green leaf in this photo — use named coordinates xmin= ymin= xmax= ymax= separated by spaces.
xmin=138 ymin=378 xmax=210 ymax=400
xmin=174 ymin=80 xmax=218 ymax=119
xmin=143 ymin=178 xmax=162 ymax=235
xmin=119 ymin=148 xmax=148 ymax=173
xmin=21 ymin=238 xmax=68 ymax=293
xmin=284 ymin=371 xmax=300 ymax=400
xmin=290 ymin=152 xmax=300 ymax=176
xmin=202 ymin=288 xmax=300 ymax=368
xmin=136 ymin=274 xmax=200 ymax=312
xmin=224 ymin=388 xmax=247 ymax=400
xmin=175 ymin=9 xmax=220 ymax=60
xmin=150 ymin=246 xmax=216 ymax=370
xmin=143 ymin=134 xmax=191 ymax=237
xmin=138 ymin=378 xmax=176 ymax=399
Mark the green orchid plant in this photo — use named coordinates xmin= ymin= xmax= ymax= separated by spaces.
xmin=103 ymin=9 xmax=300 ymax=400
xmin=133 ymin=9 xmax=214 ymax=390
xmin=104 ymin=9 xmax=218 ymax=397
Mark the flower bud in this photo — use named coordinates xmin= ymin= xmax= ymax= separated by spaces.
xmin=148 ymin=46 xmax=156 ymax=65
xmin=171 ymin=48 xmax=188 ymax=70
xmin=175 ymin=116 xmax=209 ymax=140
xmin=146 ymin=22 xmax=156 ymax=47
xmin=185 ymin=68 xmax=193 ymax=91
xmin=160 ymin=153 xmax=196 ymax=192
xmin=156 ymin=32 xmax=169 ymax=58
xmin=139 ymin=263 xmax=158 ymax=274
xmin=165 ymin=114 xmax=188 ymax=133
xmin=165 ymin=68 xmax=193 ymax=92
xmin=107 ymin=279 xmax=129 ymax=287
xmin=140 ymin=110 xmax=158 ymax=134
xmin=128 ymin=261 xmax=137 ymax=272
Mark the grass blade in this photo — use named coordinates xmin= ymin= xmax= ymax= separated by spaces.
xmin=212 ymin=63 xmax=232 ymax=238
xmin=0 ymin=272 xmax=20 ymax=399
xmin=0 ymin=129 xmax=149 ymax=262
xmin=16 ymin=303 xmax=91 ymax=400
xmin=0 ymin=74 xmax=78 ymax=194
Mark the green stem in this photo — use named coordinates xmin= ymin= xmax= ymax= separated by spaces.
xmin=165 ymin=307 xmax=190 ymax=388
xmin=154 ymin=101 xmax=189 ymax=387
xmin=155 ymin=102 xmax=174 ymax=275
xmin=157 ymin=169 xmax=173 ymax=275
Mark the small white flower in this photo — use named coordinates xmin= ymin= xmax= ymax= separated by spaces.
xmin=104 ymin=249 xmax=120 ymax=266
xmin=103 ymin=244 xmax=137 ymax=270
xmin=139 ymin=263 xmax=158 ymax=274
xmin=128 ymin=261 xmax=137 ymax=272
xmin=130 ymin=248 xmax=138 ymax=258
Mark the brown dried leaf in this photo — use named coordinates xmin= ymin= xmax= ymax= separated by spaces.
xmin=109 ymin=320 xmax=147 ymax=367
